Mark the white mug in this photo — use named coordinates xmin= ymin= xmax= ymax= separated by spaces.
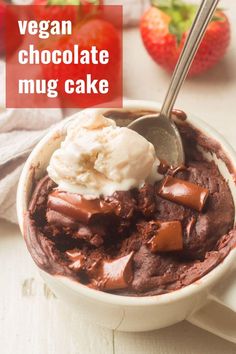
xmin=17 ymin=100 xmax=236 ymax=342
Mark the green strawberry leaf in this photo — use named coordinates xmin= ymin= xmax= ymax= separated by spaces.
xmin=152 ymin=0 xmax=172 ymax=8
xmin=211 ymin=15 xmax=224 ymax=22
xmin=48 ymin=0 xmax=100 ymax=5
xmin=79 ymin=0 xmax=100 ymax=4
xmin=169 ymin=21 xmax=182 ymax=43
xmin=151 ymin=0 xmax=223 ymax=46
xmin=48 ymin=0 xmax=79 ymax=5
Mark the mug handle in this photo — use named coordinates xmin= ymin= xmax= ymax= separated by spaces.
xmin=187 ymin=270 xmax=236 ymax=343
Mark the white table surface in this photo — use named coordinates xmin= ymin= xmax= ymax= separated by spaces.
xmin=1 ymin=1 xmax=236 ymax=353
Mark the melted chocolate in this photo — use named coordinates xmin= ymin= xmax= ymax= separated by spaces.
xmin=147 ymin=221 xmax=183 ymax=253
xmin=158 ymin=176 xmax=209 ymax=212
xmin=47 ymin=190 xmax=117 ymax=224
xmin=98 ymin=252 xmax=134 ymax=291
xmin=171 ymin=109 xmax=187 ymax=121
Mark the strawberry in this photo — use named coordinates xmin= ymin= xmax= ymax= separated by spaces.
xmin=0 ymin=1 xmax=5 ymax=56
xmin=0 ymin=1 xmax=23 ymax=58
xmin=140 ymin=0 xmax=230 ymax=76
xmin=41 ymin=17 xmax=121 ymax=106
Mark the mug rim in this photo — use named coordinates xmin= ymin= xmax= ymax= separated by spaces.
xmin=17 ymin=99 xmax=236 ymax=307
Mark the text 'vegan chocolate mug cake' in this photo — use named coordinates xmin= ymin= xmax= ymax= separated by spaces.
xmin=17 ymin=101 xmax=236 ymax=333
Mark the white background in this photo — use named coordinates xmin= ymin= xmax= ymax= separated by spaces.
xmin=1 ymin=0 xmax=236 ymax=353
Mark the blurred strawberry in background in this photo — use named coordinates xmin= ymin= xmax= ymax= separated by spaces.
xmin=34 ymin=0 xmax=79 ymax=23
xmin=0 ymin=1 xmax=5 ymax=56
xmin=0 ymin=0 xmax=23 ymax=57
xmin=140 ymin=0 xmax=231 ymax=76
xmin=39 ymin=0 xmax=121 ymax=106
xmin=33 ymin=0 xmax=102 ymax=22
xmin=42 ymin=18 xmax=121 ymax=106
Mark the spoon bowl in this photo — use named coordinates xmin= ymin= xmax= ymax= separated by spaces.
xmin=128 ymin=113 xmax=184 ymax=167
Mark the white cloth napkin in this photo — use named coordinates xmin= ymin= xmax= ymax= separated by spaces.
xmin=0 ymin=60 xmax=63 ymax=223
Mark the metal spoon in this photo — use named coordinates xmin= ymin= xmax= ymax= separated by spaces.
xmin=128 ymin=0 xmax=219 ymax=167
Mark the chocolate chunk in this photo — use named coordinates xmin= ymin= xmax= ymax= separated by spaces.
xmin=147 ymin=221 xmax=183 ymax=253
xmin=47 ymin=190 xmax=117 ymax=224
xmin=158 ymin=176 xmax=209 ymax=211
xmin=97 ymin=252 xmax=134 ymax=291
xmin=46 ymin=209 xmax=77 ymax=228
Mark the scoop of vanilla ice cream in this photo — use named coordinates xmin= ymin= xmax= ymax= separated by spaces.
xmin=47 ymin=109 xmax=162 ymax=197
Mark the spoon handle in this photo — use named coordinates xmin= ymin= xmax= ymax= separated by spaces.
xmin=160 ymin=0 xmax=219 ymax=118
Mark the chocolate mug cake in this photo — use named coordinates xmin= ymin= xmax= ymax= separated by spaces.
xmin=24 ymin=109 xmax=236 ymax=296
